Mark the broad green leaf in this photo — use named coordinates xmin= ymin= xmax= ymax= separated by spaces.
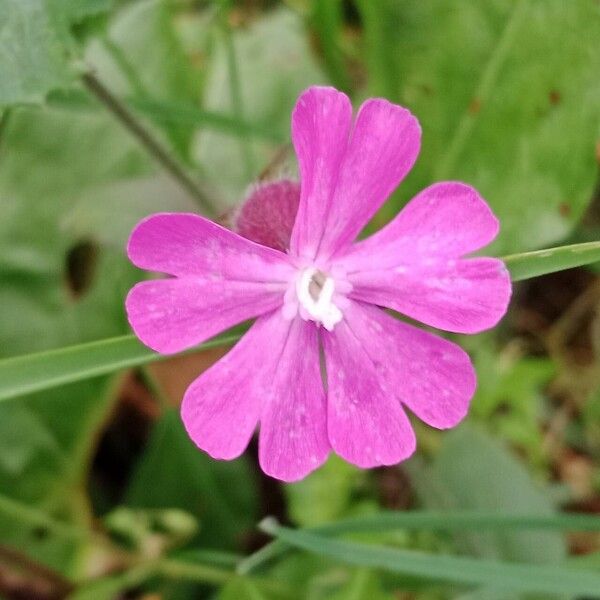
xmin=0 ymin=0 xmax=73 ymax=107
xmin=261 ymin=520 xmax=600 ymax=597
xmin=409 ymin=425 xmax=566 ymax=564
xmin=503 ymin=241 xmax=600 ymax=281
xmin=125 ymin=410 xmax=258 ymax=549
xmin=375 ymin=0 xmax=600 ymax=254
xmin=64 ymin=173 xmax=197 ymax=248
xmin=0 ymin=0 xmax=114 ymax=108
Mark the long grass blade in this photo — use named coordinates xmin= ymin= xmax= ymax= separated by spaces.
xmin=239 ymin=510 xmax=600 ymax=574
xmin=261 ymin=519 xmax=600 ymax=596
xmin=0 ymin=333 xmax=240 ymax=402
xmin=502 ymin=241 xmax=600 ymax=281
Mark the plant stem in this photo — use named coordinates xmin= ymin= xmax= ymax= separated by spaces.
xmin=82 ymin=71 xmax=218 ymax=216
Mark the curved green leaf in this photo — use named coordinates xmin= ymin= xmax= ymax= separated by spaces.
xmin=0 ymin=333 xmax=240 ymax=402
xmin=1 ymin=241 xmax=598 ymax=403
xmin=239 ymin=510 xmax=600 ymax=574
xmin=261 ymin=520 xmax=600 ymax=596
xmin=502 ymin=241 xmax=600 ymax=281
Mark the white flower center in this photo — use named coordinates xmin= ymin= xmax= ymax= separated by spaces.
xmin=283 ymin=266 xmax=349 ymax=331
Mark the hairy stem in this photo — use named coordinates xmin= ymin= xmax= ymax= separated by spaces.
xmin=82 ymin=71 xmax=218 ymax=216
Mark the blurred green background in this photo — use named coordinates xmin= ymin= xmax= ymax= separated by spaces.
xmin=1 ymin=0 xmax=600 ymax=598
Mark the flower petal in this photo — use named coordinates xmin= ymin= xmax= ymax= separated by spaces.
xmin=128 ymin=212 xmax=293 ymax=281
xmin=289 ymin=87 xmax=353 ymax=259
xmin=126 ymin=278 xmax=285 ymax=354
xmin=338 ymin=303 xmax=476 ymax=430
xmin=322 ymin=304 xmax=417 ymax=468
xmin=338 ymin=182 xmax=500 ymax=272
xmin=180 ymin=315 xmax=280 ymax=461
xmin=233 ymin=180 xmax=300 ymax=252
xmin=181 ymin=312 xmax=329 ymax=478
xmin=348 ymin=257 xmax=512 ymax=334
xmin=258 ymin=318 xmax=329 ymax=482
xmin=319 ymin=98 xmax=421 ymax=260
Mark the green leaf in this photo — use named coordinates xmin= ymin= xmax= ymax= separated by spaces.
xmin=377 ymin=0 xmax=600 ymax=254
xmin=0 ymin=0 xmax=74 ymax=107
xmin=0 ymin=0 xmax=115 ymax=108
xmin=239 ymin=510 xmax=600 ymax=576
xmin=4 ymin=238 xmax=600 ymax=401
xmin=261 ymin=520 xmax=600 ymax=597
xmin=502 ymin=241 xmax=600 ymax=281
xmin=125 ymin=410 xmax=258 ymax=549
xmin=0 ymin=332 xmax=239 ymax=403
xmin=306 ymin=511 xmax=600 ymax=536
xmin=409 ymin=425 xmax=566 ymax=564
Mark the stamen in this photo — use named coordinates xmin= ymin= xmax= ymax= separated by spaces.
xmin=308 ymin=270 xmax=327 ymax=301
xmin=294 ymin=267 xmax=344 ymax=331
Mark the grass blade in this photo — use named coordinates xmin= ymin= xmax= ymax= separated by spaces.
xmin=502 ymin=241 xmax=600 ymax=281
xmin=239 ymin=510 xmax=600 ymax=574
xmin=261 ymin=519 xmax=600 ymax=596
xmin=0 ymin=332 xmax=240 ymax=402
xmin=3 ymin=241 xmax=599 ymax=402
xmin=312 ymin=510 xmax=600 ymax=534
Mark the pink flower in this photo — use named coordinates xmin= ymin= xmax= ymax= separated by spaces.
xmin=126 ymin=86 xmax=512 ymax=482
